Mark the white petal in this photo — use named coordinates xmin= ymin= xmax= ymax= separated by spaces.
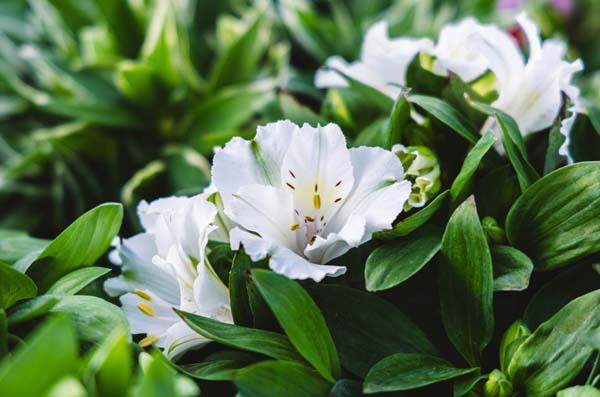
xmin=516 ymin=13 xmax=542 ymax=58
xmin=104 ymin=233 xmax=180 ymax=305
xmin=304 ymin=214 xmax=365 ymax=264
xmin=212 ymin=120 xmax=298 ymax=205
xmin=315 ymin=56 xmax=352 ymax=89
xmin=193 ymin=261 xmax=230 ymax=317
xmin=431 ymin=18 xmax=489 ymax=82
xmin=326 ymin=146 xmax=411 ymax=245
xmin=226 ymin=184 xmax=297 ymax=252
xmin=558 ymin=59 xmax=584 ymax=162
xmin=120 ymin=291 xmax=179 ymax=336
xmin=158 ymin=321 xmax=210 ymax=360
xmin=269 ymin=245 xmax=346 ymax=282
xmin=153 ymin=246 xmax=198 ymax=312
xmin=229 ymin=227 xmax=276 ymax=262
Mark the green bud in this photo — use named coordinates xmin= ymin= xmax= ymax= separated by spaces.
xmin=499 ymin=320 xmax=531 ymax=372
xmin=80 ymin=25 xmax=118 ymax=67
xmin=482 ymin=216 xmax=506 ymax=244
xmin=484 ymin=369 xmax=513 ymax=397
xmin=392 ymin=145 xmax=441 ymax=211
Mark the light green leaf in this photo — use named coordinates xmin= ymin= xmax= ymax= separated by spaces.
xmin=0 ymin=230 xmax=49 ymax=264
xmin=508 ymin=290 xmax=600 ymax=397
xmin=365 ymin=226 xmax=442 ymax=292
xmin=558 ymin=386 xmax=600 ymax=397
xmin=0 ymin=264 xmax=37 ymax=309
xmin=7 ymin=295 xmax=60 ymax=326
xmin=252 ymin=269 xmax=341 ymax=382
xmin=234 ymin=360 xmax=332 ymax=397
xmin=51 ymin=295 xmax=129 ymax=345
xmin=47 ymin=267 xmax=110 ymax=295
xmin=176 ymin=310 xmax=303 ymax=362
xmin=84 ymin=330 xmax=133 ymax=397
xmin=364 ymin=353 xmax=477 ymax=393
xmin=439 ymin=196 xmax=494 ymax=366
xmin=25 ymin=203 xmax=123 ymax=292
xmin=506 ymin=162 xmax=600 ymax=271
xmin=310 ymin=285 xmax=437 ymax=377
xmin=491 ymin=246 xmax=533 ymax=291
xmin=375 ymin=190 xmax=449 ymax=239
xmin=0 ymin=316 xmax=78 ymax=396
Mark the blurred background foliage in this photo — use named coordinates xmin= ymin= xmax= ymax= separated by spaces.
xmin=0 ymin=0 xmax=597 ymax=237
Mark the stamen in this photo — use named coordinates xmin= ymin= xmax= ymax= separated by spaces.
xmin=290 ymin=223 xmax=300 ymax=231
xmin=289 ymin=170 xmax=296 ymax=178
xmin=286 ymin=182 xmax=295 ymax=190
xmin=314 ymin=184 xmax=318 ymax=192
xmin=305 ymin=216 xmax=315 ymax=222
xmin=139 ymin=335 xmax=160 ymax=348
xmin=309 ymin=236 xmax=317 ymax=245
xmin=137 ymin=302 xmax=155 ymax=317
xmin=320 ymin=216 xmax=324 ymax=221
xmin=313 ymin=194 xmax=321 ymax=209
xmin=335 ymin=180 xmax=342 ymax=187
xmin=334 ymin=198 xmax=342 ymax=203
xmin=134 ymin=289 xmax=152 ymax=301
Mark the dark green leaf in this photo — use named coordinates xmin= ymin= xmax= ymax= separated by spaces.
xmin=454 ymin=370 xmax=486 ymax=397
xmin=330 ymin=379 xmax=364 ymax=397
xmin=508 ymin=290 xmax=600 ymax=397
xmin=384 ymin=95 xmax=410 ymax=149
xmin=408 ymin=94 xmax=479 ymax=144
xmin=229 ymin=251 xmax=255 ymax=327
xmin=491 ymin=246 xmax=533 ymax=291
xmin=176 ymin=310 xmax=303 ymax=362
xmin=375 ymin=190 xmax=449 ymax=239
xmin=0 ymin=264 xmax=37 ymax=309
xmin=544 ymin=123 xmax=566 ymax=175
xmin=506 ymin=162 xmax=600 ymax=271
xmin=7 ymin=295 xmax=60 ymax=326
xmin=332 ymin=71 xmax=394 ymax=112
xmin=310 ymin=285 xmax=437 ymax=377
xmin=450 ymin=131 xmax=495 ymax=206
xmin=235 ymin=360 xmax=332 ymax=397
xmin=26 ymin=203 xmax=123 ymax=292
xmin=252 ymin=269 xmax=340 ymax=382
xmin=0 ymin=310 xmax=6 ymax=360
xmin=364 ymin=353 xmax=477 ymax=393
xmin=47 ymin=267 xmax=110 ymax=295
xmin=180 ymin=351 xmax=256 ymax=381
xmin=365 ymin=226 xmax=442 ymax=292
xmin=439 ymin=196 xmax=494 ymax=366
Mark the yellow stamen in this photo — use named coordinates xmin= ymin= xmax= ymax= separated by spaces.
xmin=313 ymin=194 xmax=321 ymax=210
xmin=137 ymin=302 xmax=155 ymax=317
xmin=134 ymin=289 xmax=152 ymax=301
xmin=290 ymin=223 xmax=300 ymax=231
xmin=139 ymin=335 xmax=160 ymax=348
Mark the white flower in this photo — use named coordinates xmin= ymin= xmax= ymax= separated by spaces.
xmin=468 ymin=13 xmax=583 ymax=158
xmin=315 ymin=21 xmax=433 ymax=99
xmin=392 ymin=145 xmax=441 ymax=211
xmin=212 ymin=120 xmax=411 ymax=282
xmin=104 ymin=195 xmax=232 ymax=360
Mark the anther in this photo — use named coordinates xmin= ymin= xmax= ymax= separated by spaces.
xmin=289 ymin=170 xmax=296 ymax=178
xmin=313 ymin=194 xmax=321 ymax=210
xmin=139 ymin=335 xmax=160 ymax=348
xmin=335 ymin=180 xmax=342 ymax=187
xmin=137 ymin=302 xmax=155 ymax=317
xmin=334 ymin=198 xmax=342 ymax=203
xmin=305 ymin=216 xmax=315 ymax=222
xmin=314 ymin=184 xmax=318 ymax=192
xmin=286 ymin=182 xmax=295 ymax=190
xmin=134 ymin=289 xmax=152 ymax=301
xmin=290 ymin=223 xmax=300 ymax=231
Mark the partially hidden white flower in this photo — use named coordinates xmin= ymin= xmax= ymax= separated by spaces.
xmin=104 ymin=195 xmax=232 ymax=360
xmin=392 ymin=145 xmax=441 ymax=211
xmin=467 ymin=13 xmax=583 ymax=159
xmin=212 ymin=120 xmax=411 ymax=282
xmin=315 ymin=21 xmax=434 ymax=99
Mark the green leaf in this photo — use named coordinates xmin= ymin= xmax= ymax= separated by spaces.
xmin=375 ymin=190 xmax=449 ymax=240
xmin=384 ymin=95 xmax=410 ymax=149
xmin=506 ymin=162 xmax=600 ymax=271
xmin=0 ymin=316 xmax=78 ymax=396
xmin=508 ymin=290 xmax=600 ymax=397
xmin=364 ymin=353 xmax=477 ymax=393
xmin=25 ymin=203 xmax=123 ymax=292
xmin=229 ymin=250 xmax=255 ymax=327
xmin=332 ymin=71 xmax=393 ymax=112
xmin=234 ymin=360 xmax=332 ymax=397
xmin=51 ymin=295 xmax=129 ymax=345
xmin=7 ymin=295 xmax=60 ymax=326
xmin=47 ymin=267 xmax=110 ymax=295
xmin=450 ymin=131 xmax=495 ymax=206
xmin=176 ymin=310 xmax=303 ymax=362
xmin=0 ymin=310 xmax=6 ymax=360
xmin=330 ymin=379 xmax=363 ymax=397
xmin=132 ymin=352 xmax=189 ymax=397
xmin=252 ymin=269 xmax=341 ymax=382
xmin=0 ymin=230 xmax=49 ymax=264
xmin=365 ymin=225 xmax=442 ymax=292
xmin=544 ymin=123 xmax=566 ymax=175
xmin=0 ymin=263 xmax=37 ymax=309
xmin=180 ymin=351 xmax=256 ymax=381
xmin=408 ymin=95 xmax=479 ymax=144
xmin=310 ymin=285 xmax=437 ymax=377
xmin=454 ymin=370 xmax=486 ymax=397
xmin=439 ymin=196 xmax=494 ymax=366
xmin=84 ymin=330 xmax=133 ymax=397
xmin=279 ymin=93 xmax=325 ymax=126
xmin=523 ymin=264 xmax=600 ymax=329
xmin=558 ymin=386 xmax=600 ymax=397
xmin=491 ymin=246 xmax=533 ymax=291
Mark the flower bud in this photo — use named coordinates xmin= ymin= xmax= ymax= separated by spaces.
xmin=499 ymin=320 xmax=531 ymax=372
xmin=484 ymin=370 xmax=513 ymax=397
xmin=482 ymin=216 xmax=506 ymax=245
xmin=392 ymin=145 xmax=441 ymax=211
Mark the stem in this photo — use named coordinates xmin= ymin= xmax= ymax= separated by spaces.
xmin=0 ymin=309 xmax=7 ymax=360
xmin=586 ymin=352 xmax=600 ymax=385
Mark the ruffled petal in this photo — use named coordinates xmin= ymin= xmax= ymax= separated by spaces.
xmin=269 ymin=245 xmax=346 ymax=282
xmin=193 ymin=261 xmax=230 ymax=317
xmin=304 ymin=214 xmax=365 ymax=264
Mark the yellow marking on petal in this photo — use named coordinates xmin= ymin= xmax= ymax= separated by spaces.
xmin=290 ymin=223 xmax=300 ymax=231
xmin=313 ymin=194 xmax=321 ymax=209
xmin=137 ymin=302 xmax=155 ymax=317
xmin=139 ymin=335 xmax=160 ymax=348
xmin=134 ymin=289 xmax=152 ymax=301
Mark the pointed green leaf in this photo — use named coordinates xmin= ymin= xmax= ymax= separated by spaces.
xmin=47 ymin=267 xmax=110 ymax=295
xmin=0 ymin=264 xmax=37 ymax=309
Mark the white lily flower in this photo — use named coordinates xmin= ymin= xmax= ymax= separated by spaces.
xmin=315 ymin=21 xmax=434 ymax=99
xmin=471 ymin=13 xmax=583 ymax=158
xmin=212 ymin=120 xmax=411 ymax=282
xmin=104 ymin=195 xmax=232 ymax=359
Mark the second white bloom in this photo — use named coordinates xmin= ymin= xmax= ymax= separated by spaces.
xmin=212 ymin=120 xmax=411 ymax=282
